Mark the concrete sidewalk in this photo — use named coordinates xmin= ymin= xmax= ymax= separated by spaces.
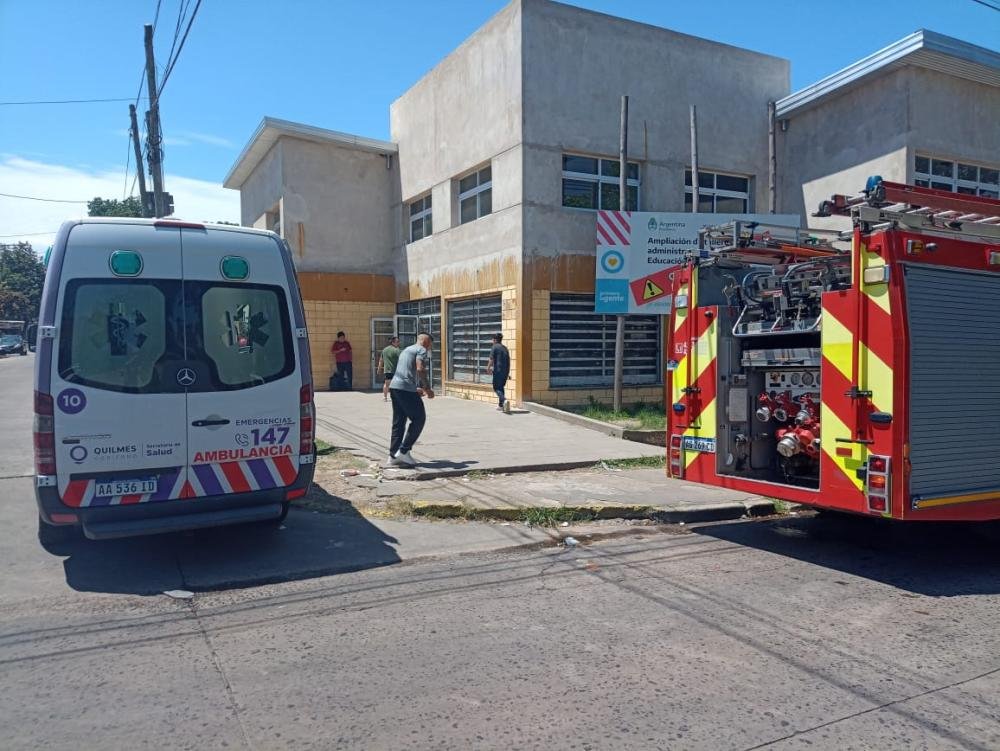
xmin=403 ymin=466 xmax=775 ymax=522
xmin=315 ymin=391 xmax=663 ymax=478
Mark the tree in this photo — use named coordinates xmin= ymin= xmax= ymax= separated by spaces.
xmin=87 ymin=196 xmax=143 ymax=217
xmin=0 ymin=242 xmax=46 ymax=321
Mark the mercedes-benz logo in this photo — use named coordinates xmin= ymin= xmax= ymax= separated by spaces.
xmin=176 ymin=367 xmax=197 ymax=387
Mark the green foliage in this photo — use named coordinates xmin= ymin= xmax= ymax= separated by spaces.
xmin=0 ymin=242 xmax=45 ymax=321
xmin=600 ymin=456 xmax=666 ymax=470
xmin=577 ymin=398 xmax=666 ymax=430
xmin=87 ymin=196 xmax=143 ymax=217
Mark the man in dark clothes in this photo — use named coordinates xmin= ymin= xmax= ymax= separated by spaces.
xmin=331 ymin=331 xmax=353 ymax=390
xmin=388 ymin=332 xmax=435 ymax=467
xmin=487 ymin=332 xmax=511 ymax=413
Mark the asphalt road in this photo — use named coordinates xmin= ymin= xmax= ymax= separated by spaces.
xmin=3 ymin=353 xmax=1000 ymax=750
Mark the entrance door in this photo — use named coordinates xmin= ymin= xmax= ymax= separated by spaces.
xmin=417 ymin=313 xmax=441 ymax=389
xmin=370 ymin=317 xmax=395 ymax=388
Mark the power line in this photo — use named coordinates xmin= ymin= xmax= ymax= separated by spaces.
xmin=0 ymin=192 xmax=87 ymax=204
xmin=0 ymin=232 xmax=57 ymax=238
xmin=970 ymin=0 xmax=1000 ymax=9
xmin=158 ymin=0 xmax=203 ymax=97
xmin=0 ymin=97 xmax=144 ymax=106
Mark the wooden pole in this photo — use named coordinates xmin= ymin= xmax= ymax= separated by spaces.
xmin=767 ymin=100 xmax=777 ymax=214
xmin=690 ymin=105 xmax=699 ymax=213
xmin=613 ymin=95 xmax=629 ymax=412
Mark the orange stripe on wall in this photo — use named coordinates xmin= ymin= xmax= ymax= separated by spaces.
xmin=297 ymin=272 xmax=395 ymax=302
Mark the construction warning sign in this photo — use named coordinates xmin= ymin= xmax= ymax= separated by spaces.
xmin=629 ymin=268 xmax=672 ymax=307
xmin=594 ymin=210 xmax=800 ymax=314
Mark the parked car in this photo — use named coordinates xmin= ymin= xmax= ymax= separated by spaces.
xmin=0 ymin=334 xmax=27 ymax=356
xmin=34 ymin=217 xmax=315 ymax=547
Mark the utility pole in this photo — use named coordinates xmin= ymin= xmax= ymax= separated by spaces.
xmin=767 ymin=100 xmax=777 ymax=214
xmin=128 ymin=104 xmax=151 ymax=217
xmin=690 ymin=105 xmax=699 ymax=213
xmin=613 ymin=94 xmax=629 ymax=413
xmin=143 ymin=24 xmax=166 ymax=218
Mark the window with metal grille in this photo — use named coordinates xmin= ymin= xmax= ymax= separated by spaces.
xmin=913 ymin=155 xmax=999 ymax=198
xmin=397 ymin=298 xmax=441 ymax=316
xmin=549 ymin=294 xmax=660 ymax=387
xmin=684 ymin=170 xmax=752 ymax=213
xmin=447 ymin=295 xmax=502 ymax=383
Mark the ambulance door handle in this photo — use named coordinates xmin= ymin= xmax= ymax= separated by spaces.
xmin=192 ymin=419 xmax=231 ymax=427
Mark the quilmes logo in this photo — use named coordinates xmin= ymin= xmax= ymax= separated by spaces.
xmin=600 ymin=250 xmax=625 ymax=274
xmin=648 ymin=217 xmax=658 ymax=231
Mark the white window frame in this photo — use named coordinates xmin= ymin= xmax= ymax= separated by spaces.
xmin=561 ymin=154 xmax=640 ymax=212
xmin=408 ymin=194 xmax=432 ymax=242
xmin=684 ymin=169 xmax=752 ymax=213
xmin=913 ymin=154 xmax=999 ymax=199
xmin=458 ymin=166 xmax=492 ymax=225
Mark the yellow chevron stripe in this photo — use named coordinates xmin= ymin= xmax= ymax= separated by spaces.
xmin=860 ymin=343 xmax=893 ymax=413
xmin=674 ymin=282 xmax=689 ymax=332
xmin=684 ymin=396 xmax=716 ymax=468
xmin=822 ymin=310 xmax=853 ymax=381
xmin=862 ymin=247 xmax=891 ymax=315
xmin=820 ymin=404 xmax=864 ymax=491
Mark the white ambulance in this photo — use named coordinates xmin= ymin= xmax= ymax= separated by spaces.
xmin=34 ymin=218 xmax=315 ymax=544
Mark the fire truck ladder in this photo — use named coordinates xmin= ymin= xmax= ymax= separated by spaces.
xmin=817 ymin=177 xmax=1000 ymax=241
xmin=697 ymin=220 xmax=845 ymax=265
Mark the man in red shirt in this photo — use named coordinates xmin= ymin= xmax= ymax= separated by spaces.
xmin=331 ymin=331 xmax=353 ymax=390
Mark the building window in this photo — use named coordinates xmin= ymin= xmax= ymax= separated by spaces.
xmin=562 ymin=155 xmax=639 ymax=211
xmin=408 ymin=195 xmax=432 ymax=242
xmin=549 ymin=294 xmax=660 ymax=387
xmin=458 ymin=166 xmax=492 ymax=224
xmin=447 ymin=295 xmax=501 ymax=383
xmin=914 ymin=155 xmax=999 ymax=199
xmin=684 ymin=170 xmax=751 ymax=213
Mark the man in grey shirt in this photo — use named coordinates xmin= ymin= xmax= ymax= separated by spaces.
xmin=388 ymin=333 xmax=435 ymax=466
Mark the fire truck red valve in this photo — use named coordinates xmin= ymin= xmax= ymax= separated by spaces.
xmin=755 ymin=391 xmax=798 ymax=423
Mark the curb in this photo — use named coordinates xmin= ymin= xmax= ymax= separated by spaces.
xmin=392 ymin=460 xmax=610 ymax=481
xmin=522 ymin=401 xmax=665 ymax=447
xmin=406 ymin=498 xmax=777 ymax=524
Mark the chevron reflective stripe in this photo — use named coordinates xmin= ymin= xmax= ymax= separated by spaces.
xmin=596 ymin=210 xmax=632 ymax=246
xmin=57 ymin=456 xmax=299 ymax=508
xmin=818 ymin=238 xmax=896 ymax=507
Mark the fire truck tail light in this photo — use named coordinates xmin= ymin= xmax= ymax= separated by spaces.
xmin=865 ymin=454 xmax=891 ymax=513
xmin=668 ymin=435 xmax=684 ymax=479
xmin=987 ymin=250 xmax=1000 ymax=266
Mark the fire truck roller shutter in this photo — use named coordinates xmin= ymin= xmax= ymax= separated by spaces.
xmin=904 ymin=264 xmax=1000 ymax=501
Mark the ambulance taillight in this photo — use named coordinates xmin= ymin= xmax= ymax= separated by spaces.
xmin=33 ymin=391 xmax=56 ymax=476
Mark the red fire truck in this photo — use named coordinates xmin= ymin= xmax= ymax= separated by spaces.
xmin=665 ymin=178 xmax=1000 ymax=521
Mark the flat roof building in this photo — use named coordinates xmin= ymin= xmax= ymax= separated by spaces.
xmin=226 ymin=0 xmax=999 ymax=406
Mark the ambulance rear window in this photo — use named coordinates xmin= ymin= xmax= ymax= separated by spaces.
xmin=58 ymin=279 xmax=180 ymax=393
xmin=189 ymin=282 xmax=294 ymax=390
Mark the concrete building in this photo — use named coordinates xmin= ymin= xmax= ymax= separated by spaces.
xmin=224 ymin=0 xmax=999 ymax=405
xmin=776 ymin=30 xmax=1000 ymax=232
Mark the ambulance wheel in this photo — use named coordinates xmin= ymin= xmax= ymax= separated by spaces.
xmin=37 ymin=515 xmax=81 ymax=553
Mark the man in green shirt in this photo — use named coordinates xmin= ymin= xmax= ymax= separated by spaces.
xmin=377 ymin=336 xmax=401 ymax=402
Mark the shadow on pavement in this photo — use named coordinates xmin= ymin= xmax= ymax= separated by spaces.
xmin=697 ymin=512 xmax=1000 ymax=597
xmin=59 ymin=486 xmax=401 ymax=596
xmin=415 ymin=459 xmax=479 ymax=471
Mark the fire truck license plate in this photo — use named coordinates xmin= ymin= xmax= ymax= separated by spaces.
xmin=96 ymin=479 xmax=158 ymax=497
xmin=682 ymin=437 xmax=716 ymax=453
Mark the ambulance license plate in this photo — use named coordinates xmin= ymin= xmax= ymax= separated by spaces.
xmin=96 ymin=478 xmax=158 ymax=497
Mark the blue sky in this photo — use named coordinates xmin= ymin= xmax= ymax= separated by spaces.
xmin=1 ymin=0 xmax=997 ymax=245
